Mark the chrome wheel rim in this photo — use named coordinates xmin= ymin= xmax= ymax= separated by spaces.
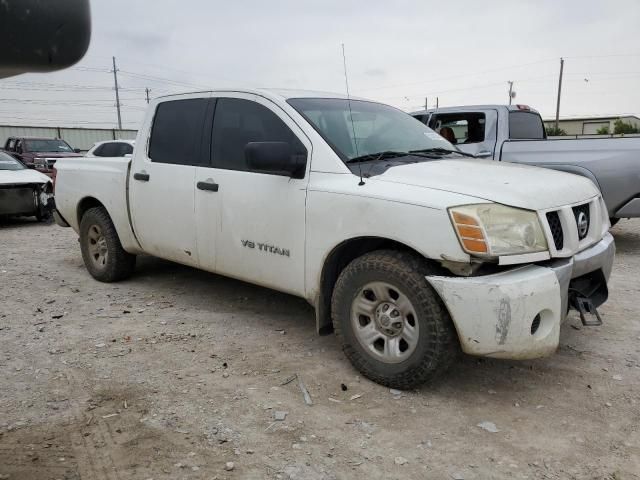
xmin=350 ymin=281 xmax=419 ymax=364
xmin=87 ymin=224 xmax=108 ymax=269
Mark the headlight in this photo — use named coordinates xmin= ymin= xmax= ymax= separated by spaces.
xmin=449 ymin=203 xmax=548 ymax=257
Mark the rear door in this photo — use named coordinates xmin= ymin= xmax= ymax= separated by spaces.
xmin=129 ymin=95 xmax=210 ymax=266
xmin=194 ymin=93 xmax=310 ymax=295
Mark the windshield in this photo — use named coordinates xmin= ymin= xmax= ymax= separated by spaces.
xmin=24 ymin=139 xmax=73 ymax=153
xmin=0 ymin=152 xmax=26 ymax=170
xmin=287 ymin=98 xmax=455 ymax=161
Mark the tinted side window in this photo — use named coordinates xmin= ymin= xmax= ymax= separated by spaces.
xmin=92 ymin=144 xmax=106 ymax=156
xmin=7 ymin=139 xmax=15 ymax=150
xmin=105 ymin=143 xmax=122 ymax=156
xmin=211 ymin=98 xmax=306 ymax=172
xmin=149 ymin=98 xmax=208 ymax=165
xmin=509 ymin=111 xmax=545 ymax=139
xmin=120 ymin=143 xmax=133 ymax=156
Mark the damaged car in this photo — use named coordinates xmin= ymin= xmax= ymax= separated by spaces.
xmin=0 ymin=152 xmax=54 ymax=222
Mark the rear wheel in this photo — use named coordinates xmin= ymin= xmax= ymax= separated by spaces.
xmin=331 ymin=250 xmax=459 ymax=389
xmin=79 ymin=207 xmax=136 ymax=282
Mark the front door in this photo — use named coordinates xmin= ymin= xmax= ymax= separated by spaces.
xmin=194 ymin=93 xmax=310 ymax=296
xmin=129 ymin=95 xmax=210 ymax=266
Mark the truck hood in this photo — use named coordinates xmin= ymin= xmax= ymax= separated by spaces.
xmin=374 ymin=158 xmax=599 ymax=210
xmin=0 ymin=168 xmax=52 ymax=185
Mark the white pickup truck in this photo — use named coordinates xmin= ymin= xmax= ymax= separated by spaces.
xmin=53 ymin=89 xmax=615 ymax=389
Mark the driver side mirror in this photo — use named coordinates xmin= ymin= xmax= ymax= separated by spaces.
xmin=245 ymin=142 xmax=305 ymax=178
xmin=73 ymin=148 xmax=82 ymax=153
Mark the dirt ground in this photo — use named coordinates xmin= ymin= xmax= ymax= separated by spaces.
xmin=1 ymin=218 xmax=638 ymax=480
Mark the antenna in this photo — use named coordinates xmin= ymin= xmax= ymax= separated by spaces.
xmin=341 ymin=43 xmax=364 ymax=186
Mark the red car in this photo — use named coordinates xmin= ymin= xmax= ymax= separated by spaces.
xmin=2 ymin=136 xmax=83 ymax=177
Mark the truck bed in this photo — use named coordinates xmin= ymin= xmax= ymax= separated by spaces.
xmin=500 ymin=136 xmax=640 ymax=217
xmin=54 ymin=156 xmax=141 ymax=252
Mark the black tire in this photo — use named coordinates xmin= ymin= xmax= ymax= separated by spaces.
xmin=332 ymin=250 xmax=459 ymax=389
xmin=79 ymin=206 xmax=136 ymax=282
xmin=609 ymin=217 xmax=620 ymax=227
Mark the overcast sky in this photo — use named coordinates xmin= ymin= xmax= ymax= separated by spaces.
xmin=3 ymin=0 xmax=640 ymax=129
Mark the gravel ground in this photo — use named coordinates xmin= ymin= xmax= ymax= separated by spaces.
xmin=0 ymin=218 xmax=638 ymax=480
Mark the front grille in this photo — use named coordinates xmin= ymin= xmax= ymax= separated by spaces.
xmin=572 ymin=203 xmax=590 ymax=240
xmin=546 ymin=211 xmax=564 ymax=250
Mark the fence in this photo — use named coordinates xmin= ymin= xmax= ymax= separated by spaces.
xmin=0 ymin=125 xmax=138 ymax=151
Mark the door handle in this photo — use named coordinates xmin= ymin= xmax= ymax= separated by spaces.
xmin=197 ymin=181 xmax=219 ymax=192
xmin=133 ymin=172 xmax=150 ymax=181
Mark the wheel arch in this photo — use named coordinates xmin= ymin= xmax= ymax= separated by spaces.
xmin=315 ymin=236 xmax=438 ymax=335
xmin=77 ymin=196 xmax=107 ymax=227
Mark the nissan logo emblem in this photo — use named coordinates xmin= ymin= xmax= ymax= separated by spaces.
xmin=577 ymin=211 xmax=589 ymax=238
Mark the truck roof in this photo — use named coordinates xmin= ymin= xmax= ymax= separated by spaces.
xmin=157 ymin=88 xmax=369 ymax=102
xmin=411 ymin=105 xmax=541 ymax=115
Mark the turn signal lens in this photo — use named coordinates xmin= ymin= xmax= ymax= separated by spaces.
xmin=451 ymin=211 xmax=488 ymax=254
xmin=451 ymin=211 xmax=478 ymax=226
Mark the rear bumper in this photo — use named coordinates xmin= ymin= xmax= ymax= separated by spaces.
xmin=427 ymin=233 xmax=615 ymax=360
xmin=614 ymin=197 xmax=640 ymax=218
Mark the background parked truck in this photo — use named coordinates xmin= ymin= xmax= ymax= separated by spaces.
xmin=412 ymin=105 xmax=640 ymax=224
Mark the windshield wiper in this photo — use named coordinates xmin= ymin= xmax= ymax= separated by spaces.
xmin=410 ymin=147 xmax=476 ymax=158
xmin=345 ymin=151 xmax=412 ymax=164
xmin=346 ymin=150 xmax=448 ymax=164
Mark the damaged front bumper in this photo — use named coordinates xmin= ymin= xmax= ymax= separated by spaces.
xmin=427 ymin=233 xmax=615 ymax=360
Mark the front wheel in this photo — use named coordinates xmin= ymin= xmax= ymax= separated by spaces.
xmin=79 ymin=207 xmax=136 ymax=282
xmin=331 ymin=250 xmax=459 ymax=390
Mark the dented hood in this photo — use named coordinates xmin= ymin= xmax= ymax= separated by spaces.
xmin=0 ymin=168 xmax=51 ymax=185
xmin=375 ymin=158 xmax=600 ymax=210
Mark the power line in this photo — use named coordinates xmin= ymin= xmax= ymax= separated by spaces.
xmin=358 ymin=58 xmax=557 ymax=92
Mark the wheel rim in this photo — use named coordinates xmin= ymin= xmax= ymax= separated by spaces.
xmin=351 ymin=281 xmax=419 ymax=364
xmin=87 ymin=224 xmax=108 ymax=269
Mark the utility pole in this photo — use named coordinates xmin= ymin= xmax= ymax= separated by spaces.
xmin=112 ymin=56 xmax=122 ymax=130
xmin=424 ymin=97 xmax=428 ymax=111
xmin=436 ymin=97 xmax=439 ymax=108
xmin=145 ymin=87 xmax=151 ymax=104
xmin=554 ymin=57 xmax=564 ymax=130
xmin=508 ymin=81 xmax=514 ymax=105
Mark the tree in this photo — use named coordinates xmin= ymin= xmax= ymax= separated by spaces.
xmin=546 ymin=126 xmax=567 ymax=136
xmin=613 ymin=119 xmax=640 ymax=134
xmin=596 ymin=126 xmax=610 ymax=135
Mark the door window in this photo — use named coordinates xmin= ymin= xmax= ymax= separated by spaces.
xmin=211 ymin=98 xmax=306 ymax=172
xmin=92 ymin=144 xmax=106 ymax=156
xmin=149 ymin=98 xmax=209 ymax=165
xmin=429 ymin=113 xmax=486 ymax=144
xmin=118 ymin=142 xmax=134 ymax=156
xmin=6 ymin=139 xmax=15 ymax=151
